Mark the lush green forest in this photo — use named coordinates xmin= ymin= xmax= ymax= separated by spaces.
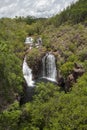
xmin=0 ymin=0 xmax=87 ymax=129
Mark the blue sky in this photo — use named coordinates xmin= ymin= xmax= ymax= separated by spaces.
xmin=0 ymin=0 xmax=78 ymax=18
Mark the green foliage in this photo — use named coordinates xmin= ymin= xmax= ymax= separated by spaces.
xmin=0 ymin=101 xmax=21 ymax=130
xmin=33 ymin=22 xmax=44 ymax=35
xmin=51 ymin=0 xmax=87 ymax=27
xmin=68 ymin=43 xmax=77 ymax=52
xmin=60 ymin=61 xmax=74 ymax=78
xmin=26 ymin=20 xmax=44 ymax=35
xmin=0 ymin=82 xmax=87 ymax=130
xmin=0 ymin=18 xmax=25 ymax=109
xmin=83 ymin=60 xmax=87 ymax=71
xmin=34 ymin=82 xmax=59 ymax=102
xmin=73 ymin=73 xmax=87 ymax=93
xmin=0 ymin=42 xmax=23 ymax=104
xmin=42 ymin=35 xmax=51 ymax=49
xmin=0 ymin=0 xmax=87 ymax=129
xmin=67 ymin=54 xmax=78 ymax=62
xmin=27 ymin=48 xmax=46 ymax=67
xmin=78 ymin=48 xmax=87 ymax=62
xmin=26 ymin=48 xmax=46 ymax=78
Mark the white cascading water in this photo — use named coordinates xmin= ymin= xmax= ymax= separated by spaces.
xmin=42 ymin=53 xmax=57 ymax=82
xmin=22 ymin=57 xmax=34 ymax=87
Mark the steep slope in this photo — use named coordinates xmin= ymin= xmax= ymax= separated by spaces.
xmin=0 ymin=0 xmax=87 ymax=129
xmin=50 ymin=0 xmax=87 ymax=26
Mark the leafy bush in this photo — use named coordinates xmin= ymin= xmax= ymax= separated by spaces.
xmin=42 ymin=35 xmax=51 ymax=49
xmin=67 ymin=54 xmax=78 ymax=62
xmin=60 ymin=61 xmax=74 ymax=78
xmin=51 ymin=0 xmax=87 ymax=27
xmin=0 ymin=81 xmax=87 ymax=130
xmin=0 ymin=101 xmax=21 ymax=130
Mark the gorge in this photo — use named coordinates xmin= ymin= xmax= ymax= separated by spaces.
xmin=0 ymin=0 xmax=87 ymax=129
xmin=23 ymin=52 xmax=58 ymax=88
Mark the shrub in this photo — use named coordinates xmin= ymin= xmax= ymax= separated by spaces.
xmin=60 ymin=61 xmax=74 ymax=78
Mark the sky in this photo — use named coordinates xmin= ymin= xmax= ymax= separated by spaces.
xmin=0 ymin=0 xmax=78 ymax=18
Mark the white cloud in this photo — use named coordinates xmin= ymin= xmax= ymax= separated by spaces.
xmin=0 ymin=0 xmax=78 ymax=18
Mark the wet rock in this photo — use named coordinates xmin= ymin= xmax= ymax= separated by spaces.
xmin=58 ymin=76 xmax=65 ymax=88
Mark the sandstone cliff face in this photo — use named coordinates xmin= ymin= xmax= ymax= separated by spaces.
xmin=26 ymin=47 xmax=47 ymax=80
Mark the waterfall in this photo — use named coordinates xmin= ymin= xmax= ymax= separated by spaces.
xmin=22 ymin=57 xmax=34 ymax=87
xmin=22 ymin=53 xmax=57 ymax=102
xmin=42 ymin=53 xmax=57 ymax=82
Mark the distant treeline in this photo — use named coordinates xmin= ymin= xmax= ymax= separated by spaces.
xmin=15 ymin=15 xmax=47 ymax=25
xmin=49 ymin=0 xmax=87 ymax=26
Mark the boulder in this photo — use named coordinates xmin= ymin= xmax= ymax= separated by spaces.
xmin=65 ymin=74 xmax=75 ymax=92
xmin=73 ymin=63 xmax=85 ymax=81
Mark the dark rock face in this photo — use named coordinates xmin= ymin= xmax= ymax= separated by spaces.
xmin=73 ymin=63 xmax=85 ymax=81
xmin=65 ymin=63 xmax=85 ymax=92
xmin=27 ymin=48 xmax=47 ymax=80
xmin=58 ymin=76 xmax=65 ymax=88
xmin=32 ymin=59 xmax=42 ymax=79
xmin=65 ymin=74 xmax=75 ymax=92
xmin=20 ymin=81 xmax=35 ymax=105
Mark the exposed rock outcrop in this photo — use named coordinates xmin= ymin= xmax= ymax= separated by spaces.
xmin=65 ymin=63 xmax=85 ymax=92
xmin=58 ymin=63 xmax=85 ymax=92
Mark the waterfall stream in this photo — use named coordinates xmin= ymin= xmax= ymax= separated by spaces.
xmin=22 ymin=57 xmax=34 ymax=87
xmin=42 ymin=53 xmax=57 ymax=82
xmin=22 ymin=53 xmax=57 ymax=87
